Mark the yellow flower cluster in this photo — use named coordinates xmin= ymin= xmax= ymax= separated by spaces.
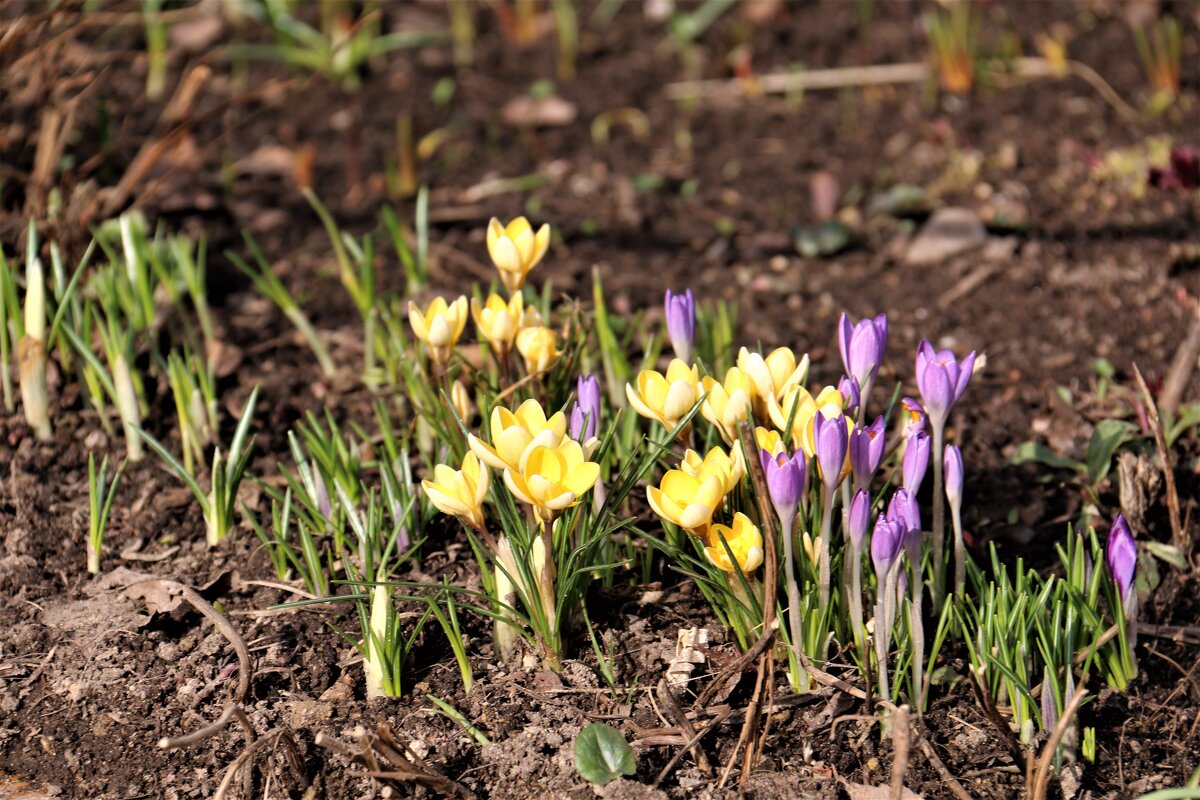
xmin=627 ymin=346 xmax=844 ymax=577
xmin=645 ymin=443 xmax=762 ymax=575
xmin=423 ymin=399 xmax=600 ymax=530
xmin=409 ymin=217 xmax=559 ymax=375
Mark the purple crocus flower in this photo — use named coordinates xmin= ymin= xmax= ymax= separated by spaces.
xmin=838 ymin=312 xmax=888 ymax=388
xmin=849 ymin=416 xmax=885 ymax=490
xmin=871 ymin=515 xmax=904 ymax=577
xmin=838 ymin=375 xmax=861 ymax=418
xmin=915 ymin=340 xmax=976 ymax=425
xmin=761 ymin=448 xmax=805 ymax=529
xmin=848 ymin=488 xmax=870 ymax=549
xmin=902 ymin=430 xmax=931 ymax=494
xmin=944 ymin=444 xmax=963 ymax=510
xmin=570 ymin=374 xmax=602 ymax=441
xmin=901 ymin=397 xmax=927 ymax=437
xmin=664 ymin=289 xmax=696 ymax=364
xmin=813 ymin=411 xmax=849 ymax=493
xmin=1106 ymin=513 xmax=1137 ymax=615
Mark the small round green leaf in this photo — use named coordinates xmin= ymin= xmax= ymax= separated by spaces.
xmin=574 ymin=723 xmax=636 ymax=786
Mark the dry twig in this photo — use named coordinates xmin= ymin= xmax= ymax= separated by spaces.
xmin=1133 ymin=364 xmax=1186 ymax=556
xmin=890 ymin=705 xmax=911 ymax=800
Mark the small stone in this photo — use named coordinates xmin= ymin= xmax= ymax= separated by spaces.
xmin=905 ymin=207 xmax=987 ymax=265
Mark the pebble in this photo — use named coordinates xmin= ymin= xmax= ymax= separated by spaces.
xmin=904 ymin=207 xmax=987 ymax=266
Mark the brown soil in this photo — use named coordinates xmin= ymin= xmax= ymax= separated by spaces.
xmin=2 ymin=2 xmax=1199 ymax=798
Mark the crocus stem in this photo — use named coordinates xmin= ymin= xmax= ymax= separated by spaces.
xmin=848 ymin=542 xmax=866 ymax=672
xmin=951 ymin=500 xmax=965 ymax=599
xmin=860 ymin=374 xmax=876 ymax=422
xmin=907 ymin=555 xmax=926 ymax=711
xmin=493 ymin=533 xmax=520 ymax=662
xmin=931 ymin=422 xmax=946 ymax=610
xmin=875 ymin=563 xmax=899 ymax=702
xmin=817 ymin=488 xmax=835 ymax=614
xmin=781 ymin=516 xmax=803 ymax=680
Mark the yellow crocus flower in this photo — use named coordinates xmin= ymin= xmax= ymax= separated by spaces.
xmin=487 ymin=217 xmax=550 ymax=293
xmin=737 ymin=346 xmax=809 ymax=420
xmin=472 ymin=292 xmax=524 ymax=357
xmin=771 ymin=384 xmax=844 ymax=455
xmin=625 ymin=359 xmax=700 ymax=432
xmin=468 ymin=399 xmax=567 ymax=472
xmin=503 ymin=439 xmax=600 ymax=523
xmin=647 ymin=469 xmax=726 ymax=534
xmin=516 ymin=326 xmax=559 ymax=374
xmin=705 ymin=512 xmax=764 ymax=575
xmin=680 ymin=445 xmax=743 ymax=497
xmin=421 ymin=452 xmax=490 ymax=531
xmin=700 ymin=367 xmax=755 ymax=442
xmin=409 ymin=295 xmax=469 ymax=363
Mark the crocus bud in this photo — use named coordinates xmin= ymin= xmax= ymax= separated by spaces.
xmin=664 ymin=289 xmax=696 ymax=364
xmin=901 ymin=397 xmax=927 ymax=437
xmin=849 ymin=416 xmax=885 ymax=490
xmin=838 ymin=312 xmax=888 ymax=388
xmin=871 ymin=515 xmax=904 ymax=577
xmin=760 ymin=448 xmax=805 ymax=529
xmin=838 ymin=375 xmax=861 ymax=418
xmin=915 ymin=340 xmax=976 ymax=425
xmin=944 ymin=444 xmax=963 ymax=510
xmin=813 ymin=410 xmax=849 ymax=493
xmin=848 ymin=488 xmax=870 ymax=549
xmin=570 ymin=374 xmax=602 ymax=442
xmin=902 ymin=430 xmax=931 ymax=494
xmin=887 ymin=487 xmax=921 ymax=539
xmin=451 ymin=379 xmax=473 ymax=423
xmin=1106 ymin=513 xmax=1137 ymax=616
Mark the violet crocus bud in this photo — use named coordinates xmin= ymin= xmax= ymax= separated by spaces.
xmin=944 ymin=444 xmax=963 ymax=511
xmin=915 ymin=340 xmax=976 ymax=426
xmin=761 ymin=448 xmax=805 ymax=530
xmin=813 ymin=411 xmax=849 ymax=494
xmin=848 ymin=488 xmax=870 ymax=550
xmin=838 ymin=312 xmax=888 ymax=388
xmin=664 ymin=289 xmax=696 ymax=364
xmin=902 ymin=430 xmax=931 ymax=494
xmin=849 ymin=416 xmax=885 ymax=490
xmin=838 ymin=375 xmax=861 ymax=418
xmin=570 ymin=374 xmax=602 ymax=442
xmin=901 ymin=397 xmax=927 ymax=437
xmin=1106 ymin=513 xmax=1137 ymax=616
xmin=871 ymin=514 xmax=904 ymax=577
xmin=887 ymin=487 xmax=921 ymax=540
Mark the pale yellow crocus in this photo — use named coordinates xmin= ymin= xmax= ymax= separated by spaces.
xmin=421 ymin=452 xmax=490 ymax=531
xmin=472 ymin=292 xmax=524 ymax=358
xmin=503 ymin=439 xmax=600 ymax=523
xmin=647 ymin=470 xmax=726 ymax=535
xmin=700 ymin=367 xmax=755 ymax=442
xmin=705 ymin=513 xmax=765 ymax=575
xmin=737 ymin=346 xmax=809 ymax=421
xmin=487 ymin=217 xmax=551 ymax=293
xmin=409 ymin=295 xmax=469 ymax=363
xmin=516 ymin=326 xmax=559 ymax=374
xmin=625 ymin=359 xmax=701 ymax=433
xmin=468 ymin=399 xmax=567 ymax=472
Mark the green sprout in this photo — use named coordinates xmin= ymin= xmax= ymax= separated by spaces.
xmin=139 ymin=386 xmax=260 ymax=547
xmin=86 ymin=453 xmax=126 ymax=575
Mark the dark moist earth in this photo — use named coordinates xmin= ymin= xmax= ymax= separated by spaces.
xmin=2 ymin=2 xmax=1200 ymax=798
